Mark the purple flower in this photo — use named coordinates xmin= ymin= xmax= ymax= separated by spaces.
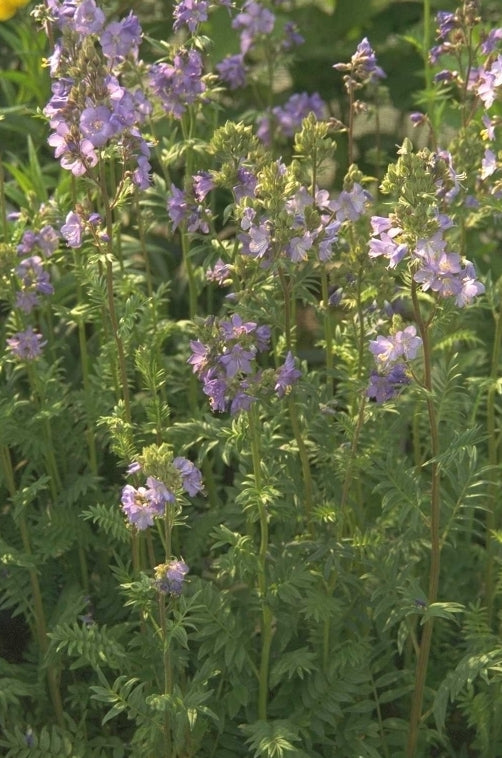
xmin=247 ymin=222 xmax=271 ymax=258
xmin=481 ymin=28 xmax=502 ymax=56
xmin=368 ymin=228 xmax=408 ymax=269
xmin=275 ymin=351 xmax=301 ymax=397
xmin=16 ymin=256 xmax=53 ymax=295
xmin=61 ymin=211 xmax=83 ymax=248
xmin=167 ymin=184 xmax=211 ymax=234
xmin=216 ymin=54 xmax=247 ymax=90
xmin=193 ymin=171 xmax=214 ymax=201
xmin=481 ymin=149 xmax=497 ymax=180
xmin=203 ymin=374 xmax=228 ymax=412
xmin=133 ymin=155 xmax=152 ymax=190
xmin=288 ymin=232 xmax=314 ymax=262
xmin=257 ymin=92 xmax=326 ymax=143
xmin=229 ymin=385 xmax=255 ymax=414
xmin=48 ymin=123 xmax=98 ymax=175
xmin=369 ymin=326 xmax=422 ymax=371
xmin=149 ymin=49 xmax=206 ymax=119
xmin=17 ymin=230 xmax=39 ymax=256
xmin=173 ymin=457 xmax=204 ymax=496
xmin=332 ymin=183 xmax=371 ymax=222
xmin=146 ymin=476 xmax=176 ymax=514
xmin=120 ymin=484 xmax=157 ymax=530
xmin=38 ymin=226 xmax=60 ymax=256
xmin=334 ymin=37 xmax=385 ymax=88
xmin=73 ymin=0 xmax=105 ymax=35
xmin=15 ymin=291 xmax=40 ymax=313
xmin=367 ymin=363 xmax=410 ymax=402
xmin=436 ymin=11 xmax=456 ymax=41
xmin=282 ymin=21 xmax=304 ymax=50
xmin=219 ymin=343 xmax=256 ymax=377
xmin=410 ymin=111 xmax=426 ymax=127
xmin=220 ymin=313 xmax=257 ymax=339
xmin=173 ymin=0 xmax=209 ymax=33
xmin=100 ymin=12 xmax=142 ymax=61
xmin=188 ymin=340 xmax=210 ymax=375
xmin=155 ymin=560 xmax=189 ymax=596
xmin=206 ymin=259 xmax=231 ymax=285
xmin=233 ymin=165 xmax=257 ymax=200
xmin=80 ymin=106 xmax=115 ymax=148
xmin=455 ymin=262 xmax=485 ymax=307
xmin=232 ymin=0 xmax=275 ymax=54
xmin=6 ymin=327 xmax=47 ymax=360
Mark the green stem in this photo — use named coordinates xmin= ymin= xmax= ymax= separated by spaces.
xmin=159 ymin=597 xmax=173 ymax=758
xmin=423 ymin=0 xmax=434 ymax=118
xmin=339 ymin=392 xmax=367 ymax=533
xmin=406 ymin=282 xmax=441 ymax=758
xmin=278 ymin=266 xmax=293 ymax=352
xmin=98 ymin=163 xmax=131 ymax=421
xmin=0 ymin=153 xmax=8 ymax=240
xmin=287 ymin=396 xmax=314 ymax=534
xmin=321 ymin=268 xmax=334 ymax=392
xmin=26 ymin=364 xmax=61 ymax=501
xmin=248 ymin=406 xmax=272 ymax=721
xmin=485 ymin=302 xmax=502 ymax=625
xmin=73 ymin=246 xmax=98 ymax=477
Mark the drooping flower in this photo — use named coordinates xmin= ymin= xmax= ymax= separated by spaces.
xmin=6 ymin=327 xmax=47 ymax=360
xmin=274 ymin=351 xmax=301 ymax=397
xmin=73 ymin=0 xmax=105 ymax=35
xmin=367 ymin=363 xmax=410 ymax=402
xmin=173 ymin=457 xmax=204 ymax=497
xmin=61 ymin=210 xmax=84 ymax=248
xmin=154 ymin=560 xmax=189 ymax=596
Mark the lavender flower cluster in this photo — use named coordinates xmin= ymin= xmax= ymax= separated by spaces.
xmin=213 ymin=0 xmax=322 ymax=143
xmin=367 ymin=326 xmax=423 ymax=403
xmin=368 ymin=218 xmax=484 ymax=307
xmin=44 ymin=0 xmax=152 ymax=187
xmin=188 ymin=314 xmax=301 ymax=414
xmin=428 ymin=7 xmax=502 ymax=186
xmin=6 ymin=225 xmax=60 ymax=361
xmin=167 ymin=173 xmax=214 ymax=235
xmin=333 ymin=36 xmax=386 ymax=92
xmin=238 ymin=179 xmax=370 ymax=265
xmin=120 ymin=458 xmax=203 ymax=531
xmin=216 ymin=0 xmax=303 ymax=93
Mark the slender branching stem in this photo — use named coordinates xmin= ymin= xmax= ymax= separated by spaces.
xmin=485 ymin=302 xmax=502 ymax=625
xmin=0 ymin=154 xmax=8 ymax=240
xmin=287 ymin=395 xmax=314 ymax=534
xmin=321 ymin=268 xmax=334 ymax=391
xmin=406 ymin=282 xmax=441 ymax=758
xmin=248 ymin=406 xmax=272 ymax=720
xmin=158 ymin=596 xmax=173 ymax=758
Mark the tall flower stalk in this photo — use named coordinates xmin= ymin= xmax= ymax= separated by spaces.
xmin=406 ymin=282 xmax=441 ymax=758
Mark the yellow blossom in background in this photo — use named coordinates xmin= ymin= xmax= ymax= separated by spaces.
xmin=0 ymin=0 xmax=29 ymax=21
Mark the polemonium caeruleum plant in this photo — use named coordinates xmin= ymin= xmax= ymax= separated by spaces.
xmin=0 ymin=0 xmax=502 ymax=756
